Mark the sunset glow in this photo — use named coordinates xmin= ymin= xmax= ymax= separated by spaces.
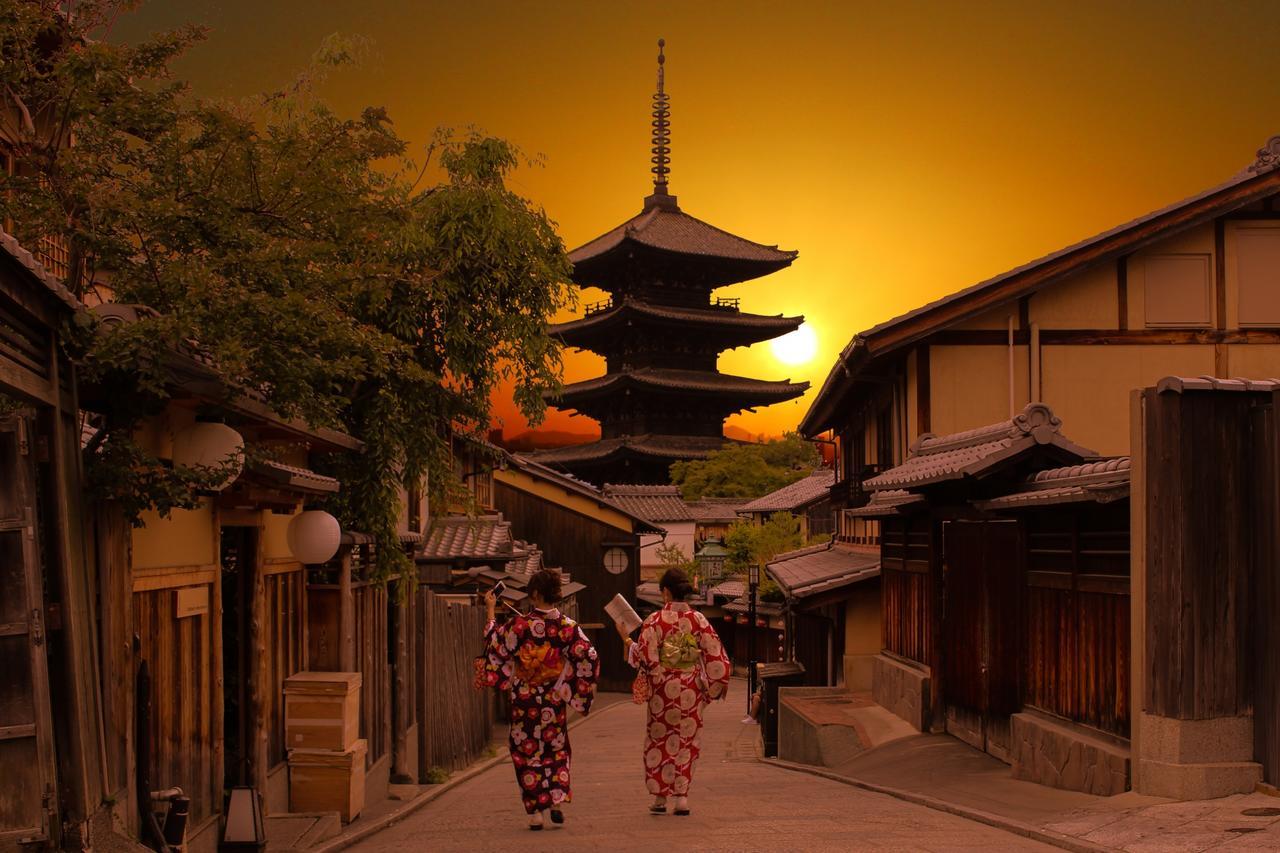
xmin=770 ymin=324 xmax=818 ymax=367
xmin=112 ymin=1 xmax=1280 ymax=439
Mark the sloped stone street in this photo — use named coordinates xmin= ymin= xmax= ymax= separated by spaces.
xmin=348 ymin=689 xmax=1054 ymax=852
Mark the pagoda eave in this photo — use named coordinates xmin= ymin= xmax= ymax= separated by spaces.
xmin=549 ymin=369 xmax=808 ymax=408
xmin=549 ymin=301 xmax=803 ymax=350
xmin=572 ymin=242 xmax=796 ymax=291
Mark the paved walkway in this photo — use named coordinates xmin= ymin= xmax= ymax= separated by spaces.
xmin=349 ymin=690 xmax=1054 ymax=852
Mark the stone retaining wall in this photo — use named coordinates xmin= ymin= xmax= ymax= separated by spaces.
xmin=1011 ymin=712 xmax=1130 ymax=796
xmin=871 ymin=654 xmax=930 ymax=732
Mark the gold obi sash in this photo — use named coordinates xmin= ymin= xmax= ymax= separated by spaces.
xmin=659 ymin=631 xmax=700 ymax=671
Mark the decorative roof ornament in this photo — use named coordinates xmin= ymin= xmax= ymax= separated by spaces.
xmin=1249 ymin=134 xmax=1280 ymax=173
xmin=645 ymin=38 xmax=678 ymax=211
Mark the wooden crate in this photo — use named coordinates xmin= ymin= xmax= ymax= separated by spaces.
xmin=288 ymin=739 xmax=367 ymax=822
xmin=283 ymin=671 xmax=362 ymax=752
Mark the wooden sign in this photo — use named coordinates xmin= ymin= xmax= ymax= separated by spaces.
xmin=176 ymin=585 xmax=209 ymax=619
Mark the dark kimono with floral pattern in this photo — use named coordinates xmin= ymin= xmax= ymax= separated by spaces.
xmin=481 ymin=608 xmax=599 ymax=813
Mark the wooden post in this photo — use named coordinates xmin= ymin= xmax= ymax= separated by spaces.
xmin=247 ymin=525 xmax=270 ymax=807
xmin=391 ymin=586 xmax=413 ymax=783
xmin=96 ymin=501 xmax=136 ymax=828
xmin=338 ymin=546 xmax=356 ymax=673
xmin=210 ymin=511 xmax=225 ymax=814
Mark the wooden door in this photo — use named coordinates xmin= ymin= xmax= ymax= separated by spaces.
xmin=941 ymin=519 xmax=1023 ymax=762
xmin=1252 ymin=401 xmax=1280 ymax=783
xmin=0 ymin=414 xmax=59 ymax=848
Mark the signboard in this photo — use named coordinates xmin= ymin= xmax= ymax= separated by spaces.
xmin=176 ymin=585 xmax=209 ymax=619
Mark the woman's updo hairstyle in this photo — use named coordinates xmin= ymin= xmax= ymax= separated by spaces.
xmin=658 ymin=567 xmax=696 ymax=601
xmin=527 ymin=568 xmax=563 ymax=604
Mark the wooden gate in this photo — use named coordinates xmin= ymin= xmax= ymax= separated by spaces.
xmin=0 ymin=415 xmax=58 ymax=848
xmin=941 ymin=519 xmax=1022 ymax=762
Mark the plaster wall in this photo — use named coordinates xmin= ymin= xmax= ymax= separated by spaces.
xmin=1128 ymin=224 xmax=1217 ymax=329
xmin=1040 ymin=345 xmax=1214 ymax=456
xmin=133 ymin=500 xmax=216 ymax=570
xmin=1029 ymin=264 xmax=1118 ymax=329
xmin=842 ymin=580 xmax=881 ymax=691
xmin=928 ymin=345 xmax=1029 ymax=438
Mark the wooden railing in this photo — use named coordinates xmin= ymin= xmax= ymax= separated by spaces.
xmin=712 ymin=297 xmax=740 ymax=310
xmin=584 ymin=298 xmax=613 ymax=315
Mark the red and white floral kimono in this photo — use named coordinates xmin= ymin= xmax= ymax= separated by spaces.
xmin=626 ymin=602 xmax=731 ymax=798
xmin=481 ymin=608 xmax=599 ymax=814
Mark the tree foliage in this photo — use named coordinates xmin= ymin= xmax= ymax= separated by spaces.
xmin=723 ymin=512 xmax=808 ymax=601
xmin=0 ymin=2 xmax=573 ymax=572
xmin=669 ymin=432 xmax=821 ymax=500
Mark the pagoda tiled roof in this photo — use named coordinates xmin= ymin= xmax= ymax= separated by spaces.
xmin=532 ymin=434 xmax=728 ymax=466
xmin=554 ymin=368 xmax=807 ymax=406
xmin=568 ymin=204 xmax=797 ymax=288
xmin=550 ymin=299 xmax=801 ymax=346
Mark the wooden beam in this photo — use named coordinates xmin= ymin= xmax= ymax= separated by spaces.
xmin=1215 ymin=218 xmax=1227 ymax=331
xmin=339 ymin=546 xmax=356 ymax=673
xmin=916 ymin=345 xmax=930 ymax=435
xmin=247 ymin=527 xmax=270 ymax=809
xmin=925 ymin=328 xmax=1280 ymax=346
xmin=1117 ymin=256 xmax=1128 ymax=331
xmin=210 ymin=509 xmax=225 ymax=817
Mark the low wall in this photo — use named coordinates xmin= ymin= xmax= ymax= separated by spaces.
xmin=1011 ymin=711 xmax=1130 ymax=796
xmin=777 ymin=687 xmax=866 ymax=768
xmin=871 ymin=654 xmax=930 ymax=732
xmin=1136 ymin=713 xmax=1261 ymax=800
xmin=843 ymin=653 xmax=876 ymax=692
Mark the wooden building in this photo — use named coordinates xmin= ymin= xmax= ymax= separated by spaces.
xmin=739 ymin=469 xmax=837 ymax=539
xmin=766 ymin=542 xmax=880 ymax=689
xmin=802 ymin=134 xmax=1280 ymax=521
xmin=0 ymin=231 xmax=105 ymax=850
xmin=493 ymin=453 xmax=661 ymax=691
xmin=536 ymin=42 xmax=806 ymax=485
xmin=845 ymin=405 xmax=1134 ymax=795
xmin=600 ymin=484 xmax=697 ymax=581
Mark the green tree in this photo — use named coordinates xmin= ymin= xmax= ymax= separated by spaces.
xmin=669 ymin=432 xmax=820 ymax=500
xmin=723 ymin=512 xmax=805 ymax=601
xmin=1 ymin=3 xmax=572 ymax=576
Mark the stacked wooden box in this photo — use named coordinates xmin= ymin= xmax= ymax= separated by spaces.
xmin=284 ymin=672 xmax=366 ymax=822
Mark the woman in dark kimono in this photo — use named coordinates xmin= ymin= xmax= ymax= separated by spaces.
xmin=481 ymin=569 xmax=600 ymax=830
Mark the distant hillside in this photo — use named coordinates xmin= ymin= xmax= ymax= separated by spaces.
xmin=497 ymin=429 xmax=598 ymax=452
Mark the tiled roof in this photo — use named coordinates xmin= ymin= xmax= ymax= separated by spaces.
xmin=249 ymin=459 xmax=340 ymax=494
xmin=723 ymin=596 xmax=784 ymax=616
xmin=739 ymin=470 xmax=835 ymax=513
xmin=709 ymin=579 xmax=746 ymax=599
xmin=501 ymin=452 xmax=664 ymax=533
xmin=1156 ymin=375 xmax=1280 ymax=394
xmin=766 ymin=542 xmax=881 ymax=599
xmin=532 ymin=434 xmax=728 ymax=465
xmin=864 ymin=403 xmax=1093 ymax=491
xmin=685 ymin=498 xmax=748 ymax=522
xmin=601 ymin=484 xmax=694 ymax=522
xmin=420 ymin=514 xmax=515 ymax=561
xmin=801 ymin=137 xmax=1280 ymax=436
xmin=0 ymin=230 xmax=81 ymax=311
xmin=550 ymin=299 xmax=801 ymax=340
xmin=842 ymin=489 xmax=926 ymax=518
xmin=636 ymin=582 xmax=664 ymax=606
xmin=976 ymin=457 xmax=1130 ymax=511
xmin=555 ymin=368 xmax=807 ymax=404
xmin=569 ymin=205 xmax=796 ymax=287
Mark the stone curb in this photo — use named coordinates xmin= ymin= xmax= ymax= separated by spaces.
xmin=310 ymin=699 xmax=631 ymax=853
xmin=759 ymin=757 xmax=1119 ymax=853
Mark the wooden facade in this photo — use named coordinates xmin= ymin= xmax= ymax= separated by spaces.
xmin=0 ymin=236 xmax=104 ymax=851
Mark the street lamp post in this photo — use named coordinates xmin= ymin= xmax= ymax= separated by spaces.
xmin=748 ymin=561 xmax=760 ymax=713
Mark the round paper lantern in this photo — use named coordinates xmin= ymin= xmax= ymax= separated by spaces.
xmin=171 ymin=421 xmax=244 ymax=489
xmin=287 ymin=510 xmax=341 ymax=565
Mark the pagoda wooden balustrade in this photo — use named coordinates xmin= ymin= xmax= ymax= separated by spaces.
xmin=712 ymin=297 xmax=740 ymax=310
xmin=584 ymin=298 xmax=613 ymax=315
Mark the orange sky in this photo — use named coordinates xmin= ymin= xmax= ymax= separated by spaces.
xmin=114 ymin=1 xmax=1280 ymax=438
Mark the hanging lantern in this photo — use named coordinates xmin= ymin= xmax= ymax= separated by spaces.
xmin=287 ymin=510 xmax=341 ymax=565
xmin=172 ymin=421 xmax=244 ymax=490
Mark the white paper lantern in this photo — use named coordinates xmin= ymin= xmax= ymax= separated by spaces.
xmin=287 ymin=510 xmax=341 ymax=565
xmin=171 ymin=421 xmax=244 ymax=490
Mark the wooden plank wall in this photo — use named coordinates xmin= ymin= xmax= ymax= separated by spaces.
xmin=262 ymin=569 xmax=305 ymax=769
xmin=1025 ymin=505 xmax=1130 ymax=737
xmin=1251 ymin=399 xmax=1279 ymax=783
xmin=132 ymin=587 xmax=218 ymax=824
xmin=353 ymin=582 xmax=390 ymax=768
xmin=880 ymin=516 xmax=933 ymax=665
xmin=1144 ymin=389 xmax=1254 ymax=719
xmin=416 ymin=590 xmax=495 ymax=775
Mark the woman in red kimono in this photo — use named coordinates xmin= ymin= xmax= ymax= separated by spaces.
xmin=482 ymin=569 xmax=599 ymax=830
xmin=619 ymin=567 xmax=731 ymax=816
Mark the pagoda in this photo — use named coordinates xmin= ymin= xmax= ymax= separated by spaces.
xmin=536 ymin=40 xmax=809 ymax=485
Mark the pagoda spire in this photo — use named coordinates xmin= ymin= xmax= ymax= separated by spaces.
xmin=645 ymin=38 xmax=678 ymax=211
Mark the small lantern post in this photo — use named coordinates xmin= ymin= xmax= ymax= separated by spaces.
xmin=748 ymin=560 xmax=760 ymax=713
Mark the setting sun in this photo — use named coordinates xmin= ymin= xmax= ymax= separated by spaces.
xmin=769 ymin=323 xmax=818 ymax=366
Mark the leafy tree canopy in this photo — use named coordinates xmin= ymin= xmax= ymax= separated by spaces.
xmin=0 ymin=1 xmax=573 ymax=577
xmin=669 ymin=432 xmax=821 ymax=500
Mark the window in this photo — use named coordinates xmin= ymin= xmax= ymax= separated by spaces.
xmin=1236 ymin=228 xmax=1280 ymax=327
xmin=1143 ymin=254 xmax=1211 ymax=328
xmin=875 ymin=406 xmax=894 ymax=468
xmin=603 ymin=547 xmax=629 ymax=575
